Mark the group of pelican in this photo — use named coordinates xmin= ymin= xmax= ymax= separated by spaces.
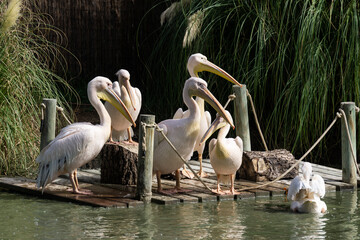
xmin=35 ymin=53 xmax=327 ymax=213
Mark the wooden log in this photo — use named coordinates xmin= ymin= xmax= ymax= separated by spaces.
xmin=237 ymin=149 xmax=298 ymax=182
xmin=100 ymin=142 xmax=138 ymax=185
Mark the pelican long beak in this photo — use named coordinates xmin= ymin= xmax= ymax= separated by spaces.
xmin=193 ymin=87 xmax=235 ymax=129
xmin=200 ymin=114 xmax=227 ymax=145
xmin=195 ymin=60 xmax=242 ymax=87
xmin=98 ymin=87 xmax=136 ymax=127
xmin=123 ymin=80 xmax=137 ymax=111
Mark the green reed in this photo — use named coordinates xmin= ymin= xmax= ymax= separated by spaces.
xmin=0 ymin=0 xmax=77 ymax=176
xmin=145 ymin=0 xmax=360 ymax=164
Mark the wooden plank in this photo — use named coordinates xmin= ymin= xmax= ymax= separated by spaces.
xmin=184 ymin=192 xmax=218 ymax=202
xmin=0 ymin=177 xmax=140 ymax=208
xmin=151 ymin=193 xmax=181 ymax=205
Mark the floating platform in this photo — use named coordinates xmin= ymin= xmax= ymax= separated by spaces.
xmin=0 ymin=160 xmax=357 ymax=207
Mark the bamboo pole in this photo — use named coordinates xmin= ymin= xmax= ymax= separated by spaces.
xmin=233 ymin=85 xmax=251 ymax=151
xmin=341 ymin=102 xmax=357 ymax=187
xmin=136 ymin=114 xmax=155 ymax=202
xmin=40 ymin=98 xmax=57 ymax=150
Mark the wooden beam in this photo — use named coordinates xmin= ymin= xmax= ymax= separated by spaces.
xmin=40 ymin=98 xmax=57 ymax=150
xmin=341 ymin=102 xmax=357 ymax=187
xmin=233 ymin=85 xmax=251 ymax=151
xmin=136 ymin=114 xmax=155 ymax=202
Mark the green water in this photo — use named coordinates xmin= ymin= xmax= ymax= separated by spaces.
xmin=0 ymin=190 xmax=359 ymax=239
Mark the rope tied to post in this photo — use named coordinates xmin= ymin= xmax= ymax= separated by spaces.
xmin=236 ymin=111 xmax=342 ymax=192
xmin=140 ymin=122 xmax=156 ymax=153
xmin=338 ymin=108 xmax=360 ymax=176
xmin=40 ymin=103 xmax=46 ymax=132
xmin=56 ymin=106 xmax=72 ymax=125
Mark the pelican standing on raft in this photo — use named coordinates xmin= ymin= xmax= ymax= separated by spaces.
xmin=36 ymin=77 xmax=136 ymax=194
xmin=154 ymin=77 xmax=234 ymax=194
xmin=105 ymin=69 xmax=141 ymax=143
xmin=200 ymin=110 xmax=243 ymax=195
xmin=287 ymin=162 xmax=327 ymax=213
xmin=173 ymin=53 xmax=242 ymax=178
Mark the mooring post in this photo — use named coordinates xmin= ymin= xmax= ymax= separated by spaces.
xmin=40 ymin=98 xmax=57 ymax=150
xmin=136 ymin=114 xmax=155 ymax=202
xmin=341 ymin=102 xmax=357 ymax=187
xmin=233 ymin=85 xmax=251 ymax=151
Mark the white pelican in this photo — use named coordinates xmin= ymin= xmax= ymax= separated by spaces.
xmin=287 ymin=162 xmax=327 ymax=213
xmin=154 ymin=77 xmax=234 ymax=194
xmin=105 ymin=69 xmax=141 ymax=143
xmin=36 ymin=76 xmax=136 ymax=194
xmin=173 ymin=53 xmax=241 ymax=178
xmin=200 ymin=110 xmax=243 ymax=195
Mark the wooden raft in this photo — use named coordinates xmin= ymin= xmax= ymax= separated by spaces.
xmin=0 ymin=160 xmax=357 ymax=207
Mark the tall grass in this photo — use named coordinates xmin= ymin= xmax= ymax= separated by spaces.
xmin=0 ymin=0 xmax=76 ymax=176
xmin=145 ymin=0 xmax=360 ymax=165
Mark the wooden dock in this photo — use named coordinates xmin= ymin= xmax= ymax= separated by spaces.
xmin=0 ymin=160 xmax=357 ymax=207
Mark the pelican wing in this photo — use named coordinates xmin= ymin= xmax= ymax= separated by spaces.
xmin=36 ymin=123 xmax=95 ymax=189
xmin=173 ymin=107 xmax=186 ymax=119
xmin=311 ymin=174 xmax=326 ymax=198
xmin=234 ymin=136 xmax=243 ymax=151
xmin=287 ymin=176 xmax=311 ymax=201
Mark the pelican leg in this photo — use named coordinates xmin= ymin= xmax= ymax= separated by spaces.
xmin=230 ymin=174 xmax=239 ymax=195
xmin=181 ymin=164 xmax=194 ymax=179
xmin=174 ymin=169 xmax=191 ymax=193
xmin=156 ymin=171 xmax=163 ymax=193
xmin=124 ymin=127 xmax=137 ymax=144
xmin=69 ymin=170 xmax=92 ymax=195
xmin=108 ymin=127 xmax=116 ymax=143
xmin=197 ymin=154 xmax=208 ymax=178
xmin=73 ymin=170 xmax=79 ymax=190
xmin=212 ymin=174 xmax=225 ymax=195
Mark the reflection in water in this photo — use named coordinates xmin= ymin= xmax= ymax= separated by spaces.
xmin=0 ymin=191 xmax=360 ymax=239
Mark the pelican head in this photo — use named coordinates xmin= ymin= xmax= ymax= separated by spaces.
xmin=187 ymin=53 xmax=242 ymax=87
xmin=302 ymin=162 xmax=312 ymax=183
xmin=89 ymin=76 xmax=136 ymax=127
xmin=200 ymin=110 xmax=233 ymax=144
xmin=115 ymin=69 xmax=137 ymax=111
xmin=185 ymin=77 xmax=234 ymax=129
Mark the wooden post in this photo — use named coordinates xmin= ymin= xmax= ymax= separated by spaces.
xmin=233 ymin=85 xmax=251 ymax=151
xmin=40 ymin=98 xmax=57 ymax=150
xmin=341 ymin=102 xmax=357 ymax=187
xmin=136 ymin=114 xmax=155 ymax=202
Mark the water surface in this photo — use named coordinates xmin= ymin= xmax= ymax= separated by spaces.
xmin=0 ymin=190 xmax=359 ymax=239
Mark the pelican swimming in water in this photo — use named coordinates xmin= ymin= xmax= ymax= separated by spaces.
xmin=36 ymin=76 xmax=135 ymax=194
xmin=154 ymin=77 xmax=233 ymax=194
xmin=173 ymin=53 xmax=242 ymax=178
xmin=200 ymin=110 xmax=243 ymax=195
xmin=105 ymin=69 xmax=141 ymax=143
xmin=287 ymin=162 xmax=327 ymax=213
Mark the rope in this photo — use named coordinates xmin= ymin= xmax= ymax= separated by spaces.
xmin=236 ymin=113 xmax=341 ymax=192
xmin=56 ymin=106 xmax=72 ymax=125
xmin=40 ymin=103 xmax=46 ymax=132
xmin=246 ymin=90 xmax=269 ymax=151
xmin=338 ymin=108 xmax=360 ymax=176
xmin=224 ymin=94 xmax=236 ymax=109
xmin=154 ymin=123 xmax=212 ymax=192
